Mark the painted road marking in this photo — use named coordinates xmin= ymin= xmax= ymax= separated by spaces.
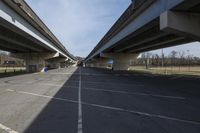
xmin=0 ymin=123 xmax=18 ymax=133
xmin=6 ymin=89 xmax=200 ymax=126
xmin=39 ymin=72 xmax=146 ymax=77
xmin=6 ymin=82 xmax=185 ymax=100
xmin=42 ymin=73 xmax=110 ymax=76
xmin=81 ymin=102 xmax=200 ymax=125
xmin=83 ymin=87 xmax=185 ymax=100
xmin=4 ymin=83 xmax=69 ymax=88
xmin=15 ymin=82 xmax=184 ymax=100
xmin=43 ymin=73 xmax=78 ymax=75
xmin=79 ymin=81 xmax=143 ymax=86
xmin=6 ymin=89 xmax=78 ymax=104
xmin=4 ymin=80 xmax=143 ymax=88
xmin=77 ymin=68 xmax=83 ymax=133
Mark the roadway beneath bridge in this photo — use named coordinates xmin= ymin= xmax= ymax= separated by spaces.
xmin=0 ymin=67 xmax=200 ymax=133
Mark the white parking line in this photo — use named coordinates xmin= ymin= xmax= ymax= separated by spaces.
xmin=43 ymin=72 xmax=112 ymax=76
xmin=83 ymin=87 xmax=185 ymax=100
xmin=81 ymin=81 xmax=143 ymax=86
xmin=81 ymin=73 xmax=111 ymax=76
xmin=4 ymin=82 xmax=78 ymax=89
xmin=0 ymin=123 xmax=18 ymax=133
xmin=3 ymin=77 xmax=143 ymax=87
xmin=77 ymin=68 xmax=83 ymax=133
xmin=6 ymin=89 xmax=200 ymax=125
xmin=40 ymin=80 xmax=143 ymax=87
xmin=4 ymin=81 xmax=184 ymax=100
xmin=44 ymin=73 xmax=78 ymax=75
xmin=6 ymin=82 xmax=185 ymax=100
xmin=6 ymin=89 xmax=78 ymax=104
xmin=81 ymin=102 xmax=200 ymax=125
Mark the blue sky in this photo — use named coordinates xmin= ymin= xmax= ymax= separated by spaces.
xmin=26 ymin=0 xmax=131 ymax=57
xmin=150 ymin=42 xmax=200 ymax=57
xmin=26 ymin=0 xmax=200 ymax=57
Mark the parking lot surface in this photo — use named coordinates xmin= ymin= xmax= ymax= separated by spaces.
xmin=0 ymin=67 xmax=200 ymax=133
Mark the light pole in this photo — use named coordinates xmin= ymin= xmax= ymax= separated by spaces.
xmin=161 ymin=49 xmax=164 ymax=68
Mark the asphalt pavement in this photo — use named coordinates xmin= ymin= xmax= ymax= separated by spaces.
xmin=0 ymin=67 xmax=200 ymax=133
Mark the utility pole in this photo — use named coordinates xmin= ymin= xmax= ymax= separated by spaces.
xmin=161 ymin=49 xmax=164 ymax=67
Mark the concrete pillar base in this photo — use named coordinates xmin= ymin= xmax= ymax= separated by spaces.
xmin=24 ymin=53 xmax=46 ymax=72
xmin=101 ymin=53 xmax=139 ymax=71
xmin=46 ymin=58 xmax=68 ymax=69
xmin=86 ymin=58 xmax=110 ymax=69
xmin=11 ymin=52 xmax=63 ymax=72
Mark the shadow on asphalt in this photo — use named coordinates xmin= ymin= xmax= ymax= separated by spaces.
xmin=24 ymin=68 xmax=80 ymax=133
xmin=0 ymin=68 xmax=66 ymax=79
xmin=23 ymin=67 xmax=200 ymax=133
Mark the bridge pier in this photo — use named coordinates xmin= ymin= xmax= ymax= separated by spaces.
xmin=46 ymin=57 xmax=72 ymax=69
xmin=85 ymin=62 xmax=94 ymax=67
xmin=93 ymin=58 xmax=109 ymax=68
xmin=85 ymin=58 xmax=110 ymax=69
xmin=101 ymin=53 xmax=139 ymax=71
xmin=11 ymin=52 xmax=67 ymax=72
xmin=60 ymin=59 xmax=71 ymax=68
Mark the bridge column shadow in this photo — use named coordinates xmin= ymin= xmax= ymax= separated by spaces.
xmin=24 ymin=68 xmax=80 ymax=133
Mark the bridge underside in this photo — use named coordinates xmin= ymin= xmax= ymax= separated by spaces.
xmin=0 ymin=23 xmax=70 ymax=72
xmin=105 ymin=1 xmax=200 ymax=53
xmin=0 ymin=23 xmax=51 ymax=53
xmin=107 ymin=19 xmax=192 ymax=53
xmin=0 ymin=23 xmax=74 ymax=72
xmin=0 ymin=0 xmax=75 ymax=72
xmin=86 ymin=0 xmax=200 ymax=71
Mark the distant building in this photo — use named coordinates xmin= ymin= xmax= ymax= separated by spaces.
xmin=0 ymin=54 xmax=24 ymax=67
xmin=4 ymin=60 xmax=15 ymax=65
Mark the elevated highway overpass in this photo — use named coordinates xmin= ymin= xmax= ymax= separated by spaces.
xmin=85 ymin=0 xmax=200 ymax=70
xmin=0 ymin=0 xmax=75 ymax=72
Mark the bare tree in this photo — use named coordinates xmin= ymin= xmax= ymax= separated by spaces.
xmin=187 ymin=54 xmax=194 ymax=71
xmin=145 ymin=52 xmax=152 ymax=69
xmin=154 ymin=54 xmax=159 ymax=66
xmin=170 ymin=50 xmax=177 ymax=66
xmin=178 ymin=51 xmax=185 ymax=71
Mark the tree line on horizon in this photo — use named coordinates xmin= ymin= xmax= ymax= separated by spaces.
xmin=132 ymin=50 xmax=200 ymax=68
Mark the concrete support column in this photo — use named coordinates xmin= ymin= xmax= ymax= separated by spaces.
xmin=12 ymin=53 xmax=47 ymax=72
xmin=85 ymin=62 xmax=95 ymax=68
xmin=11 ymin=52 xmax=60 ymax=72
xmin=60 ymin=61 xmax=67 ymax=68
xmin=47 ymin=62 xmax=61 ymax=69
xmin=25 ymin=53 xmax=46 ymax=72
xmin=101 ymin=53 xmax=139 ymax=71
xmin=86 ymin=62 xmax=94 ymax=67
xmin=86 ymin=58 xmax=110 ymax=69
xmin=46 ymin=58 xmax=68 ymax=69
xmin=94 ymin=58 xmax=110 ymax=68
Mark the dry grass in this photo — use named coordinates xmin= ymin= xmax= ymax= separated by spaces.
xmin=130 ymin=66 xmax=200 ymax=76
xmin=0 ymin=67 xmax=26 ymax=73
